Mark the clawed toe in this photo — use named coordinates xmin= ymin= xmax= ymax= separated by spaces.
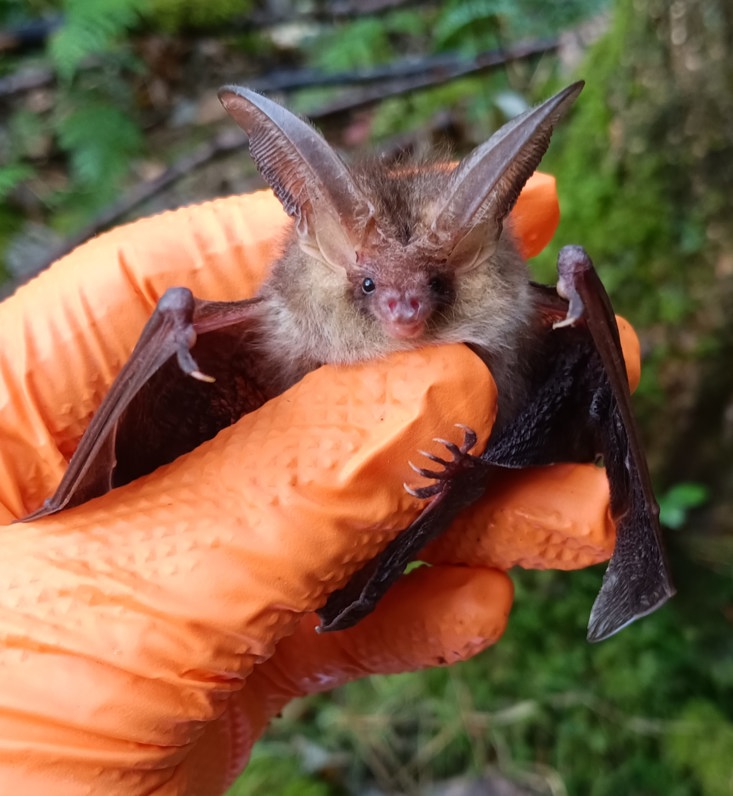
xmin=404 ymin=424 xmax=480 ymax=500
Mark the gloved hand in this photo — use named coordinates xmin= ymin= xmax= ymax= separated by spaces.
xmin=0 ymin=174 xmax=632 ymax=795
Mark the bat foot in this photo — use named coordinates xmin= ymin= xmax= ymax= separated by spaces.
xmin=405 ymin=425 xmax=480 ymax=500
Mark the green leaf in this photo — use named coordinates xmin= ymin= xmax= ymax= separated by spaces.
xmin=659 ymin=482 xmax=709 ymax=530
xmin=307 ymin=18 xmax=393 ymax=72
xmin=434 ymin=0 xmax=512 ymax=51
xmin=50 ymin=0 xmax=144 ymax=80
xmin=0 ymin=164 xmax=34 ymax=200
xmin=55 ymin=101 xmax=142 ymax=189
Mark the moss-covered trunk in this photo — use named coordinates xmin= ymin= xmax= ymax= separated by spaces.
xmin=544 ymin=0 xmax=733 ymax=556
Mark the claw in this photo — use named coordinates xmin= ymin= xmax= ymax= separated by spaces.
xmin=434 ymin=438 xmax=461 ymax=458
xmin=454 ymin=424 xmax=478 ymax=451
xmin=176 ymin=347 xmax=216 ymax=383
xmin=418 ymin=449 xmax=450 ymax=467
xmin=404 ymin=482 xmax=443 ymax=499
xmin=408 ymin=460 xmax=446 ymax=480
xmin=406 ymin=426 xmax=481 ymax=501
xmin=191 ymin=370 xmax=216 ymax=383
xmin=403 ymin=482 xmax=422 ymax=498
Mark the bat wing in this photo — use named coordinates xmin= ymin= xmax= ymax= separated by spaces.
xmin=320 ymin=246 xmax=674 ymax=641
xmin=551 ymin=246 xmax=675 ymax=641
xmin=24 ymin=288 xmax=268 ymax=520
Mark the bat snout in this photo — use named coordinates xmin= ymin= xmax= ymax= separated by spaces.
xmin=380 ymin=294 xmax=427 ymax=340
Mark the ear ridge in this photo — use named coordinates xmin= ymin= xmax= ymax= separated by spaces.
xmin=218 ymin=86 xmax=374 ymax=268
xmin=427 ymin=82 xmax=584 ymax=260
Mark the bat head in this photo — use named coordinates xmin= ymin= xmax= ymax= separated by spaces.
xmin=218 ymin=82 xmax=583 ymax=346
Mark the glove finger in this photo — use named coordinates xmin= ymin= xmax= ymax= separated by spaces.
xmin=511 ymin=172 xmax=559 ymax=258
xmin=222 ymin=565 xmax=513 ymax=754
xmin=161 ymin=566 xmax=512 ymax=794
xmin=423 ymin=462 xmax=615 ymax=570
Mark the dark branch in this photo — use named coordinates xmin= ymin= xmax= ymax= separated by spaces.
xmin=21 ymin=37 xmax=559 ymax=279
xmin=250 ymin=38 xmax=558 ymax=94
xmin=302 ymin=38 xmax=560 ymax=120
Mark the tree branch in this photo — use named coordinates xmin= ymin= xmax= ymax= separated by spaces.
xmin=24 ymin=37 xmax=559 ymax=277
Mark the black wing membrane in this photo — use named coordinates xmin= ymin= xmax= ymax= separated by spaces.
xmin=553 ymin=246 xmax=674 ymax=641
xmin=320 ymin=246 xmax=674 ymax=641
xmin=23 ymin=288 xmax=267 ymax=520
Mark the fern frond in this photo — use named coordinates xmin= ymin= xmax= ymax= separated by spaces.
xmin=50 ymin=0 xmax=144 ymax=81
xmin=56 ymin=101 xmax=142 ymax=187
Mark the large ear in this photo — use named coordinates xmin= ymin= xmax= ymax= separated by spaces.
xmin=425 ymin=82 xmax=584 ymax=269
xmin=218 ymin=85 xmax=375 ymax=271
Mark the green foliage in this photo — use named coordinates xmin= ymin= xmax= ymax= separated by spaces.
xmin=253 ymin=565 xmax=733 ymax=794
xmin=0 ymin=163 xmax=34 ymax=200
xmin=0 ymin=0 xmax=254 ymax=265
xmin=0 ymin=0 xmax=148 ymax=259
xmin=431 ymin=0 xmax=607 ymax=52
xmin=49 ymin=0 xmax=144 ymax=81
xmin=664 ymin=701 xmax=733 ymax=796
xmin=367 ymin=75 xmax=510 ymax=141
xmin=307 ymin=17 xmax=397 ymax=73
xmin=5 ymin=107 xmax=48 ymax=161
xmin=433 ymin=0 xmax=510 ymax=52
xmin=532 ymin=0 xmax=710 ymax=332
xmin=228 ymin=748 xmax=337 ymax=796
xmin=305 ymin=0 xmax=611 ymax=74
xmin=532 ymin=80 xmax=689 ymax=322
xmin=55 ymin=99 xmax=142 ymax=191
xmin=145 ymin=0 xmax=253 ymax=33
xmin=659 ymin=483 xmax=709 ymax=530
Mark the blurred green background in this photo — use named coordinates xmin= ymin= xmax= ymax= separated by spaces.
xmin=2 ymin=0 xmax=732 ymax=793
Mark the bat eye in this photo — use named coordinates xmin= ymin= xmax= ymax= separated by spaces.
xmin=429 ymin=275 xmax=447 ymax=294
xmin=362 ymin=277 xmax=376 ymax=294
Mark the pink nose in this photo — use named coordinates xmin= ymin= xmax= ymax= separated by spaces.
xmin=386 ymin=297 xmax=421 ymax=323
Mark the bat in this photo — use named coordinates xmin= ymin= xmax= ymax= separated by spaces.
xmin=24 ymin=82 xmax=674 ymax=642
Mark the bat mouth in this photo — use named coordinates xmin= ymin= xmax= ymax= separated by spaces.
xmin=384 ymin=320 xmax=425 ymax=340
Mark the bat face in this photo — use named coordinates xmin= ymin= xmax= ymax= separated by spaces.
xmin=350 ymin=260 xmax=447 ymax=341
xmin=335 ymin=166 xmax=528 ymax=349
xmin=315 ymin=178 xmax=459 ymax=343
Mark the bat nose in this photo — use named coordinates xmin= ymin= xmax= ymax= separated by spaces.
xmin=386 ymin=296 xmax=422 ymax=324
xmin=382 ymin=294 xmax=425 ymax=339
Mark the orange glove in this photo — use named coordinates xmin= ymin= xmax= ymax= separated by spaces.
xmin=0 ymin=174 xmax=629 ymax=795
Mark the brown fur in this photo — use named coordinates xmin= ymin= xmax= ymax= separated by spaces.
xmin=257 ymin=160 xmax=535 ymax=418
